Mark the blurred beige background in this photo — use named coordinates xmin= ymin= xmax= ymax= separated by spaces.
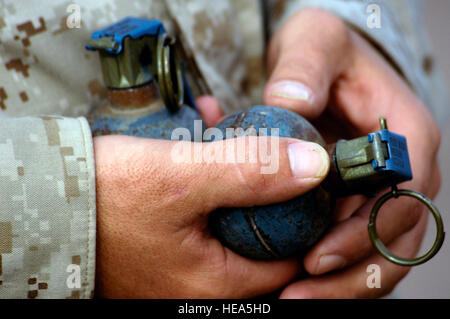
xmin=392 ymin=0 xmax=450 ymax=299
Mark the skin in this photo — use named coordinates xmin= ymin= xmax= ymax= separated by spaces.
xmin=263 ymin=9 xmax=442 ymax=298
xmin=94 ymin=132 xmax=329 ymax=298
xmin=95 ymin=8 xmax=441 ymax=298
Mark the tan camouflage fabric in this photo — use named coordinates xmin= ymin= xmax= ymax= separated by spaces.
xmin=0 ymin=0 xmax=447 ymax=298
xmin=0 ymin=116 xmax=95 ymax=299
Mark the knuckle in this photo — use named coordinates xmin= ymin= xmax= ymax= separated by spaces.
xmin=299 ymin=8 xmax=350 ymax=43
xmin=273 ymin=8 xmax=351 ymax=93
xmin=273 ymin=53 xmax=326 ymax=90
xmin=232 ymin=137 xmax=274 ymax=197
xmin=356 ymin=267 xmax=410 ymax=299
xmin=233 ymin=160 xmax=266 ymax=199
xmin=432 ymin=167 xmax=442 ymax=198
xmin=391 ymin=200 xmax=424 ymax=236
xmin=431 ymin=124 xmax=442 ymax=152
xmin=420 ymin=106 xmax=441 ymax=153
xmin=408 ymin=205 xmax=425 ymax=228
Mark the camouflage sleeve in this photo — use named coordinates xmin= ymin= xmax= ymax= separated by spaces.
xmin=0 ymin=116 xmax=96 ymax=299
xmin=265 ymin=0 xmax=449 ymax=127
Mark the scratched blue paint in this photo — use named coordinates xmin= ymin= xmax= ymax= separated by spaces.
xmin=86 ymin=17 xmax=165 ymax=54
xmin=209 ymin=105 xmax=334 ymax=260
xmin=90 ymin=106 xmax=202 ymax=140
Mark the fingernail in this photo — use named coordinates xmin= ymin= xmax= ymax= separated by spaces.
xmin=316 ymin=255 xmax=346 ymax=274
xmin=269 ymin=81 xmax=313 ymax=103
xmin=288 ymin=142 xmax=329 ymax=179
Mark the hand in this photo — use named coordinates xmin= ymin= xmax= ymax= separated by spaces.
xmin=93 ymin=121 xmax=330 ymax=298
xmin=263 ymin=8 xmax=441 ymax=298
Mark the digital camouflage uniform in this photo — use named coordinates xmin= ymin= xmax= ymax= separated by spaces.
xmin=0 ymin=0 xmax=447 ymax=298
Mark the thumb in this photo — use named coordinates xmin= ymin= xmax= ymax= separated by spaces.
xmin=167 ymin=135 xmax=330 ymax=215
xmin=264 ymin=8 xmax=352 ymax=118
xmin=95 ymin=134 xmax=330 ymax=222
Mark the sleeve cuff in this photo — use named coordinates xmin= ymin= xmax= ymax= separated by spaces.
xmin=0 ymin=116 xmax=96 ymax=298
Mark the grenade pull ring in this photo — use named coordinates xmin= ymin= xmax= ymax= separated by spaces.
xmin=156 ymin=32 xmax=184 ymax=112
xmin=368 ymin=119 xmax=445 ymax=266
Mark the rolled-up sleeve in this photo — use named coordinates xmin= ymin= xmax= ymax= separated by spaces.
xmin=0 ymin=116 xmax=96 ymax=299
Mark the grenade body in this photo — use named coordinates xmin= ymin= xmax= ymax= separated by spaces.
xmin=88 ymin=98 xmax=201 ymax=139
xmin=209 ymin=105 xmax=334 ymax=260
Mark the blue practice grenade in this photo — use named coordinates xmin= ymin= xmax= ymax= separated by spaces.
xmin=210 ymin=105 xmax=333 ymax=260
xmin=87 ymin=18 xmax=444 ymax=267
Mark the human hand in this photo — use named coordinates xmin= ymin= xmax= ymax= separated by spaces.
xmin=93 ymin=123 xmax=330 ymax=298
xmin=263 ymin=8 xmax=441 ymax=298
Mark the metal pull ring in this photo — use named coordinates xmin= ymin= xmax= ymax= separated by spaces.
xmin=156 ymin=33 xmax=184 ymax=112
xmin=368 ymin=187 xmax=445 ymax=266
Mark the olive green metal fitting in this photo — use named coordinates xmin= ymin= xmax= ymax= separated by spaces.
xmin=368 ymin=186 xmax=445 ymax=266
xmin=334 ymin=120 xmax=390 ymax=196
xmin=335 ymin=135 xmax=388 ymax=193
xmin=86 ymin=37 xmax=120 ymax=51
xmin=88 ymin=35 xmax=157 ymax=89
